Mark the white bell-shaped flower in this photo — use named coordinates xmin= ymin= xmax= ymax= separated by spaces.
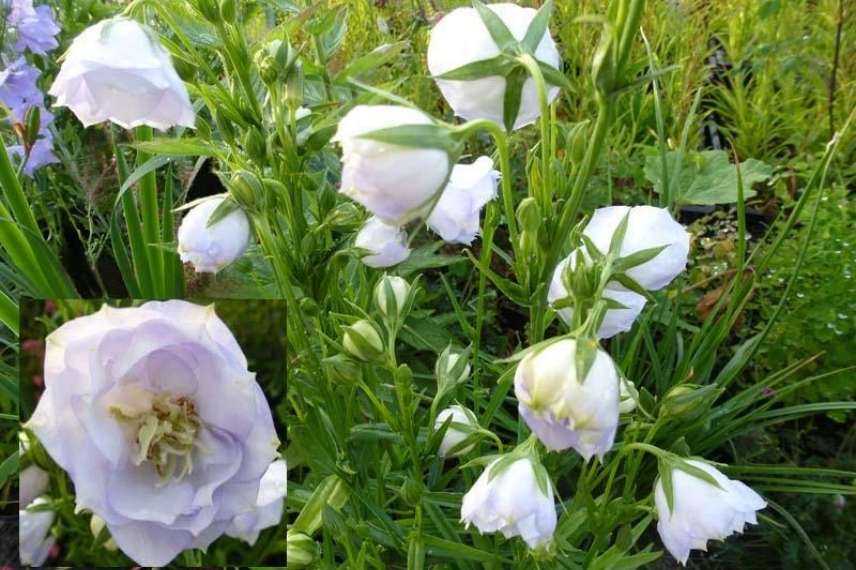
xmin=20 ymin=497 xmax=56 ymax=566
xmin=434 ymin=405 xmax=479 ymax=458
xmin=427 ymin=3 xmax=561 ymax=130
xmin=583 ymin=205 xmax=690 ymax=291
xmin=548 ymin=249 xmax=647 ymax=338
xmin=49 ymin=17 xmax=195 ymax=130
xmin=427 ymin=156 xmax=499 ymax=245
xmin=355 ymin=217 xmax=411 ymax=268
xmin=655 ymin=460 xmax=766 ymax=565
xmin=177 ymin=195 xmax=251 ymax=274
xmin=334 ymin=105 xmax=451 ymax=224
xmin=461 ymin=456 xmax=556 ymax=548
xmin=514 ymin=339 xmax=620 ymax=460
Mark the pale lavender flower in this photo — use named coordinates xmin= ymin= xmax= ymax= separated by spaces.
xmin=26 ymin=301 xmax=281 ymax=566
xmin=226 ymin=459 xmax=286 ymax=545
xmin=5 ymin=0 xmax=61 ymax=55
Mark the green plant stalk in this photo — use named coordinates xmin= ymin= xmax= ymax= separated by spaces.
xmin=162 ymin=169 xmax=182 ymax=297
xmin=517 ymin=54 xmax=553 ymax=210
xmin=0 ymin=138 xmax=72 ymax=296
xmin=453 ymin=119 xmax=517 ymax=393
xmin=0 ymin=289 xmax=18 ymax=336
xmin=108 ymin=128 xmax=145 ymax=297
xmin=134 ymin=126 xmax=164 ymax=298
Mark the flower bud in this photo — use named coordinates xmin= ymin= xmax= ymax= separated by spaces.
xmin=435 ymin=346 xmax=471 ymax=395
xmin=374 ymin=275 xmax=411 ymax=319
xmin=427 ymin=4 xmax=561 ymax=130
xmin=461 ymin=456 xmax=556 ymax=548
xmin=49 ymin=17 xmax=195 ymax=130
xmin=659 ymin=384 xmax=720 ymax=419
xmin=229 ymin=170 xmax=263 ymax=210
xmin=286 ymin=531 xmax=318 ymax=568
xmin=333 ymin=105 xmax=451 ymax=224
xmin=19 ymin=465 xmax=48 ymax=509
xmin=343 ymin=320 xmax=384 ymax=362
xmin=355 ymin=217 xmax=411 ymax=268
xmin=514 ymin=339 xmax=620 ymax=460
xmin=323 ymin=354 xmax=361 ymax=384
xmin=90 ymin=514 xmax=118 ymax=551
xmin=655 ymin=459 xmax=765 ymax=565
xmin=548 ymin=250 xmax=647 ymax=339
xmin=619 ymin=378 xmax=639 ymax=414
xmin=434 ymin=404 xmax=478 ymax=458
xmin=427 ymin=156 xmax=498 ymax=245
xmin=583 ymin=205 xmax=690 ymax=291
xmin=20 ymin=497 xmax=56 ymax=566
xmin=177 ymin=195 xmax=252 ymax=273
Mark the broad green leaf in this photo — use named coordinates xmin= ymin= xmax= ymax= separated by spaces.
xmin=644 ymin=148 xmax=773 ymax=205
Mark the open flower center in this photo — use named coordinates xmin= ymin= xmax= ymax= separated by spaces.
xmin=111 ymin=392 xmax=201 ymax=483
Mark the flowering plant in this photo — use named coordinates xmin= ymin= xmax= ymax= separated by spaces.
xmin=0 ymin=0 xmax=853 ymax=568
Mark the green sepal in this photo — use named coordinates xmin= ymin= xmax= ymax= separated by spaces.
xmin=206 ymin=197 xmax=241 ymax=228
xmin=358 ymin=124 xmax=460 ymax=155
xmin=435 ymin=55 xmax=513 ymax=81
xmin=574 ymin=337 xmax=599 ymax=384
xmin=472 ymin=0 xmax=518 ymax=52
xmin=611 ymin=273 xmax=656 ymax=302
xmin=521 ymin=0 xmax=554 ymax=54
xmin=580 ymin=234 xmax=604 ymax=261
xmin=532 ymin=460 xmax=552 ymax=498
xmin=658 ymin=457 xmax=675 ymax=514
xmin=612 ymin=244 xmax=669 ymax=273
xmin=608 ymin=210 xmax=631 ymax=257
xmin=503 ymin=67 xmax=526 ymax=132
xmin=672 ymin=458 xmax=725 ymax=491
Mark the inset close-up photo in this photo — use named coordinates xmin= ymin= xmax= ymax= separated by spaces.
xmin=15 ymin=298 xmax=285 ymax=567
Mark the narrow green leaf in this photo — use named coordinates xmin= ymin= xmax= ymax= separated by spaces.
xmin=128 ymin=138 xmax=222 ymax=157
xmin=521 ymin=0 xmax=553 ymax=54
xmin=472 ymin=0 xmax=518 ymax=52
xmin=435 ymin=55 xmax=511 ymax=81
xmin=503 ymin=67 xmax=526 ymax=132
xmin=612 ymin=244 xmax=668 ymax=272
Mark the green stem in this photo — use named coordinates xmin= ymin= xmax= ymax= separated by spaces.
xmin=135 ymin=126 xmax=164 ymax=298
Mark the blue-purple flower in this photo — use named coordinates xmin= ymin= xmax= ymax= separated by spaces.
xmin=26 ymin=301 xmax=282 ymax=566
xmin=0 ymin=57 xmax=58 ymax=174
xmin=4 ymin=0 xmax=61 ymax=55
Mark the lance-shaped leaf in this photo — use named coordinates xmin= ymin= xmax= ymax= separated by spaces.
xmin=574 ymin=337 xmax=599 ymax=385
xmin=503 ymin=67 xmax=526 ymax=131
xmin=607 ymin=209 xmax=631 ymax=257
xmin=612 ymin=244 xmax=669 ymax=272
xmin=472 ymin=0 xmax=518 ymax=52
xmin=611 ymin=272 xmax=656 ymax=302
xmin=358 ymin=124 xmax=459 ymax=153
xmin=521 ymin=0 xmax=554 ymax=54
xmin=434 ymin=55 xmax=513 ymax=81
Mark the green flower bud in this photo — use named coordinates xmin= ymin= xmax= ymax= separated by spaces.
xmin=243 ymin=128 xmax=267 ymax=162
xmin=89 ymin=514 xmax=118 ymax=551
xmin=323 ymin=353 xmax=361 ymax=384
xmin=229 ymin=170 xmax=263 ymax=211
xmin=23 ymin=105 xmax=41 ymax=149
xmin=285 ymin=60 xmax=304 ymax=110
xmin=374 ymin=275 xmax=411 ymax=320
xmin=400 ymin=477 xmax=423 ymax=506
xmin=286 ymin=532 xmax=318 ymax=568
xmin=343 ymin=320 xmax=384 ymax=362
xmin=660 ymin=384 xmax=714 ymax=418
